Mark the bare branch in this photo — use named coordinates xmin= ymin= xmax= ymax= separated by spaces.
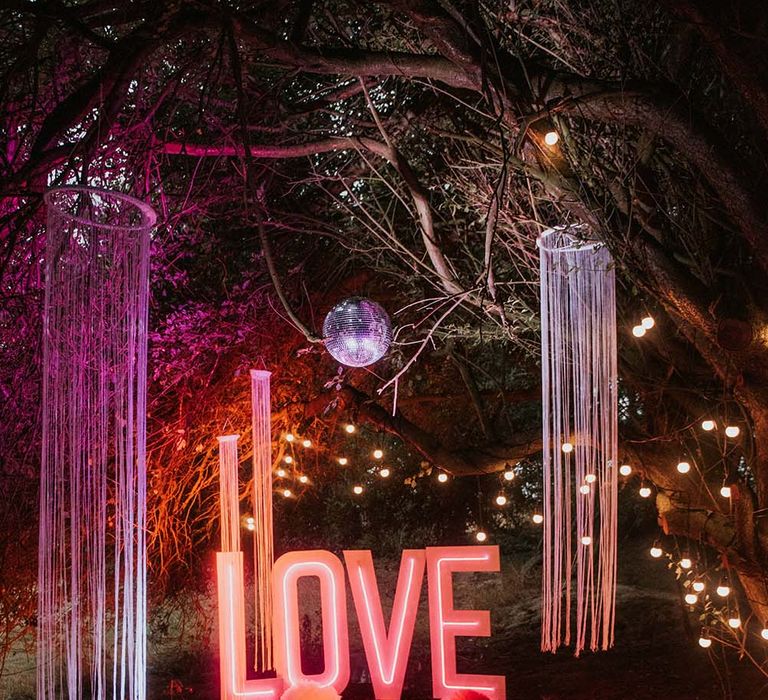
xmin=301 ymin=384 xmax=541 ymax=475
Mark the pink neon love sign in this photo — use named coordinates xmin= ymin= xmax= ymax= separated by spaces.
xmin=216 ymin=546 xmax=505 ymax=700
xmin=272 ymin=550 xmax=351 ymax=693
xmin=344 ymin=549 xmax=426 ymax=700
xmin=426 ymin=547 xmax=505 ymax=700
xmin=216 ymin=552 xmax=284 ymax=699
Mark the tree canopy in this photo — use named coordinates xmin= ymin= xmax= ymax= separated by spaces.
xmin=2 ymin=0 xmax=768 ymax=677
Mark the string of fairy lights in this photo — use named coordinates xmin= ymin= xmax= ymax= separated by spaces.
xmin=242 ymin=419 xmax=541 ymax=546
xmin=628 ymin=313 xmax=768 ymax=653
xmin=645 ymin=540 xmax=767 ymax=650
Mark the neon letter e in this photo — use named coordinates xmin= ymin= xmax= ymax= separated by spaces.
xmin=426 ymin=545 xmax=505 ymax=700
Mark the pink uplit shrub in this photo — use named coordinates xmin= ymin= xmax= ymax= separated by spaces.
xmin=280 ymin=682 xmax=341 ymax=700
xmin=446 ymin=692 xmax=492 ymax=700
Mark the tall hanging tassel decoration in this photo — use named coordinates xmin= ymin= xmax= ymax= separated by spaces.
xmin=38 ymin=187 xmax=154 ymax=699
xmin=538 ymin=225 xmax=618 ymax=656
xmin=218 ymin=435 xmax=242 ymax=553
xmin=250 ymin=370 xmax=274 ymax=672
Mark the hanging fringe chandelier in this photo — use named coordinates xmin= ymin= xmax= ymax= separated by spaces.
xmin=37 ymin=187 xmax=154 ymax=699
xmin=538 ymin=225 xmax=618 ymax=656
xmin=215 ymin=370 xmax=275 ymax=677
xmin=250 ymin=369 xmax=275 ymax=672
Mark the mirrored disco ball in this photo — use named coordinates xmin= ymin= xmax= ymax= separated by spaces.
xmin=323 ymin=297 xmax=393 ymax=367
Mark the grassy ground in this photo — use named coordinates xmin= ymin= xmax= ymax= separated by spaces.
xmin=3 ymin=539 xmax=767 ymax=699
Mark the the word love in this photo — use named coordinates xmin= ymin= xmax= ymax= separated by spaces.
xmin=217 ymin=546 xmax=506 ymax=700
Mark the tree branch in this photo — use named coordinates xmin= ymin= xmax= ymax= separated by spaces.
xmin=256 ymin=212 xmax=323 ymax=343
xmin=232 ymin=15 xmax=481 ymax=90
xmin=163 ymin=135 xmax=464 ymax=296
xmin=555 ymin=89 xmax=768 ymax=273
xmin=301 ymin=384 xmax=541 ymax=475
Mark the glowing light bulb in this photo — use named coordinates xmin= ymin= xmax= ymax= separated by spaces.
xmin=476 ymin=531 xmax=487 ymax=542
xmin=298 ymin=475 xmax=308 ymax=484
xmin=338 ymin=457 xmax=348 ymax=466
xmin=247 ymin=522 xmax=256 ymax=531
xmin=725 ymin=426 xmax=740 ymax=438
xmin=761 ymin=628 xmax=768 ymax=640
xmin=544 ymin=130 xmax=559 ymax=146
xmin=503 ymin=470 xmax=515 ymax=481
xmin=579 ymin=484 xmax=591 ymax=495
xmin=285 ymin=433 xmax=295 ymax=442
xmin=685 ymin=593 xmax=698 ymax=605
xmin=698 ymin=636 xmax=712 ymax=649
xmin=533 ymin=513 xmax=544 ymax=524
xmin=720 ymin=485 xmax=732 ymax=498
xmin=245 ymin=517 xmax=255 ymax=526
xmin=716 ymin=585 xmax=730 ymax=597
xmin=581 ymin=536 xmax=592 ymax=546
xmin=585 ymin=473 xmax=597 ymax=484
xmin=282 ymin=489 xmax=292 ymax=498
xmin=373 ymin=449 xmax=383 ymax=459
xmin=680 ymin=557 xmax=692 ymax=569
xmin=693 ymin=580 xmax=705 ymax=593
xmin=632 ymin=325 xmax=646 ymax=338
xmin=379 ymin=468 xmax=390 ymax=478
xmin=495 ymin=494 xmax=507 ymax=506
xmin=353 ymin=485 xmax=363 ymax=495
xmin=284 ymin=455 xmax=293 ymax=464
xmin=438 ymin=473 xmax=448 ymax=483
xmin=701 ymin=420 xmax=716 ymax=431
xmin=302 ymin=439 xmax=312 ymax=448
xmin=276 ymin=468 xmax=286 ymax=478
xmin=619 ymin=464 xmax=632 ymax=476
xmin=677 ymin=461 xmax=691 ymax=474
xmin=728 ymin=617 xmax=741 ymax=629
xmin=562 ymin=442 xmax=574 ymax=453
xmin=641 ymin=316 xmax=655 ymax=329
xmin=639 ymin=486 xmax=652 ymax=498
xmin=345 ymin=423 xmax=356 ymax=434
xmin=650 ymin=546 xmax=663 ymax=558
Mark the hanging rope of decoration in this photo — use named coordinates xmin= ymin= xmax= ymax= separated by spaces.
xmin=38 ymin=187 xmax=154 ymax=699
xmin=538 ymin=225 xmax=618 ymax=656
xmin=218 ymin=435 xmax=242 ymax=553
xmin=250 ymin=369 xmax=275 ymax=672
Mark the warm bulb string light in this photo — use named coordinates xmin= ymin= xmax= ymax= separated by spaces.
xmin=274 ymin=422 xmax=553 ymax=541
xmin=281 ymin=390 xmax=751 ymax=506
xmin=274 ymin=417 xmax=768 ymax=659
xmin=629 ymin=319 xmax=756 ymax=475
xmin=276 ymin=420 xmax=749 ymax=553
xmin=275 ymin=426 xmax=742 ymax=548
xmin=268 ymin=392 xmax=765 ymax=658
xmin=280 ymin=378 xmax=754 ymax=533
xmin=272 ymin=422 xmax=541 ymax=540
xmin=614 ymin=403 xmax=754 ymax=577
xmin=643 ymin=537 xmax=768 ymax=659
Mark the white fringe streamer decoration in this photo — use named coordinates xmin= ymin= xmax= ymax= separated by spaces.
xmin=38 ymin=187 xmax=154 ymax=699
xmin=538 ymin=225 xmax=618 ymax=655
xmin=218 ymin=435 xmax=242 ymax=553
xmin=250 ymin=369 xmax=275 ymax=672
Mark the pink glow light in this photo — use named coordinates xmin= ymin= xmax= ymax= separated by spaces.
xmin=344 ymin=550 xmax=425 ymax=699
xmin=426 ymin=547 xmax=506 ymax=700
xmin=216 ymin=552 xmax=283 ymax=699
xmin=272 ymin=551 xmax=350 ymax=694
